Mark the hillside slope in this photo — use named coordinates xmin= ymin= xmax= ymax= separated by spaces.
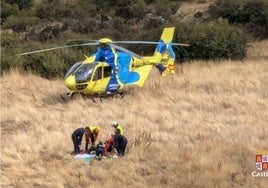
xmin=1 ymin=41 xmax=268 ymax=187
xmin=172 ymin=0 xmax=215 ymax=23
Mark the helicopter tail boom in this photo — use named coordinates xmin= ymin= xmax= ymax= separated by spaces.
xmin=140 ymin=27 xmax=176 ymax=77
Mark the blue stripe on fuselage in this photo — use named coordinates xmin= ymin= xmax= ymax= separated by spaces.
xmin=117 ymin=52 xmax=140 ymax=84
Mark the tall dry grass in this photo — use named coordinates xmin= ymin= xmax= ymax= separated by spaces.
xmin=1 ymin=41 xmax=268 ymax=187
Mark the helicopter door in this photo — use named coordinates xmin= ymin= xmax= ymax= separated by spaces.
xmin=91 ymin=65 xmax=111 ymax=94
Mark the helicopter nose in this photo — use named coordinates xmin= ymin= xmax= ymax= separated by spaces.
xmin=64 ymin=75 xmax=76 ymax=90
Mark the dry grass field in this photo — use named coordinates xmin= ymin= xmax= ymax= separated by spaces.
xmin=1 ymin=40 xmax=268 ymax=187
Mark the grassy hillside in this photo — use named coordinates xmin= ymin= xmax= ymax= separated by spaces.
xmin=1 ymin=41 xmax=267 ymax=187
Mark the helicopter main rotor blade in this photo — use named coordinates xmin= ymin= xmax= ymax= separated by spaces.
xmin=171 ymin=43 xmax=190 ymax=46
xmin=17 ymin=42 xmax=99 ymax=56
xmin=17 ymin=39 xmax=189 ymax=56
xmin=109 ymin=43 xmax=142 ymax=59
xmin=112 ymin=41 xmax=190 ymax=46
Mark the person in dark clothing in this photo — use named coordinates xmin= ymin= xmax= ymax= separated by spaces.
xmin=71 ymin=127 xmax=86 ymax=154
xmin=71 ymin=126 xmax=100 ymax=154
xmin=112 ymin=134 xmax=128 ymax=156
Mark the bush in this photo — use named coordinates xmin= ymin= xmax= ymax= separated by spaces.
xmin=174 ymin=19 xmax=248 ymax=61
xmin=153 ymin=0 xmax=181 ymax=19
xmin=1 ymin=33 xmax=25 ymax=74
xmin=0 ymin=34 xmax=86 ymax=78
xmin=131 ymin=0 xmax=147 ymax=19
xmin=209 ymin=0 xmax=268 ymax=39
xmin=132 ymin=27 xmax=164 ymax=55
xmin=1 ymin=1 xmax=19 ymax=25
xmin=5 ymin=0 xmax=33 ymax=10
xmin=19 ymin=47 xmax=85 ymax=78
xmin=34 ymin=0 xmax=80 ymax=21
xmin=23 ymin=54 xmax=65 ymax=78
xmin=2 ymin=14 xmax=41 ymax=32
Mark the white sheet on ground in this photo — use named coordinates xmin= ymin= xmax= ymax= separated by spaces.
xmin=74 ymin=154 xmax=96 ymax=161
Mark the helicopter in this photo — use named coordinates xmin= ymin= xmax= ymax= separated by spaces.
xmin=17 ymin=27 xmax=189 ymax=99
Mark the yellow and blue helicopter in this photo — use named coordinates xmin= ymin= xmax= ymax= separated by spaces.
xmin=18 ymin=27 xmax=189 ymax=99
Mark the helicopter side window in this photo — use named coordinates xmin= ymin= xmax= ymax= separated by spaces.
xmin=104 ymin=66 xmax=112 ymax=78
xmin=93 ymin=67 xmax=102 ymax=81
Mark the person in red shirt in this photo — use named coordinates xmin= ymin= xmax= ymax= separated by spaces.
xmin=85 ymin=126 xmax=100 ymax=152
xmin=104 ymin=136 xmax=114 ymax=156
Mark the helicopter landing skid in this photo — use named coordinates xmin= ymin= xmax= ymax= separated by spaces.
xmin=59 ymin=92 xmax=77 ymax=102
xmin=59 ymin=91 xmax=125 ymax=103
xmin=93 ymin=91 xmax=125 ymax=102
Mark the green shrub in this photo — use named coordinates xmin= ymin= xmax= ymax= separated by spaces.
xmin=133 ymin=27 xmax=163 ymax=55
xmin=174 ymin=19 xmax=248 ymax=61
xmin=1 ymin=1 xmax=19 ymax=25
xmin=112 ymin=17 xmax=127 ymax=32
xmin=154 ymin=0 xmax=180 ymax=19
xmin=2 ymin=14 xmax=41 ymax=32
xmin=1 ymin=32 xmax=19 ymax=47
xmin=1 ymin=33 xmax=24 ymax=74
xmin=132 ymin=0 xmax=147 ymax=19
xmin=5 ymin=0 xmax=33 ymax=10
xmin=0 ymin=34 xmax=86 ymax=78
xmin=209 ymin=0 xmax=268 ymax=39
xmin=35 ymin=1 xmax=67 ymax=21
xmin=144 ymin=0 xmax=155 ymax=5
xmin=115 ymin=6 xmax=133 ymax=19
xmin=19 ymin=48 xmax=85 ymax=78
xmin=114 ymin=0 xmax=147 ymax=20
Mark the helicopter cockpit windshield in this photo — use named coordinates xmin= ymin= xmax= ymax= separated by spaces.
xmin=75 ymin=63 xmax=97 ymax=83
xmin=64 ymin=61 xmax=82 ymax=79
